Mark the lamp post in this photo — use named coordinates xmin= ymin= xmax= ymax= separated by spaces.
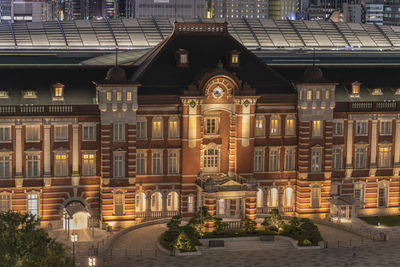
xmin=71 ymin=232 xmax=78 ymax=263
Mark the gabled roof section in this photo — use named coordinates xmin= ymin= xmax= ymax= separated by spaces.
xmin=131 ymin=22 xmax=295 ymax=95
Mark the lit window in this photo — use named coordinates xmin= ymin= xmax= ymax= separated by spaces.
xmin=284 ymin=187 xmax=293 ymax=207
xmin=307 ymin=90 xmax=312 ymax=100
xmin=254 ymin=149 xmax=264 ymax=172
xmin=395 ymin=88 xmax=400 ymax=95
xmin=0 ymin=126 xmax=11 ymax=141
xmin=351 ymin=81 xmax=360 ymax=96
xmin=0 ymin=91 xmax=9 ymax=99
xmin=136 ymin=192 xmax=146 ymax=212
xmin=114 ymin=191 xmax=124 ymax=216
xmin=285 ymin=118 xmax=295 ymax=136
xmin=255 ymin=116 xmax=265 ymax=137
xmin=378 ymin=147 xmax=391 ymax=168
xmin=26 ymin=154 xmax=39 ymax=177
xmin=106 ymin=92 xmax=112 ymax=101
xmin=82 ymin=153 xmax=96 ymax=176
xmin=372 ymin=88 xmax=383 ymax=96
xmin=180 ymin=54 xmax=188 ymax=64
xmin=83 ymin=125 xmax=96 ymax=141
xmin=325 ymin=90 xmax=330 ymax=99
xmin=113 ymin=153 xmax=125 ymax=177
xmin=355 ymin=121 xmax=368 ymax=136
xmin=54 ymin=125 xmax=68 ymax=141
xmin=0 ymin=155 xmax=11 ymax=178
xmin=113 ymin=123 xmax=125 ymax=141
xmin=137 ymin=118 xmax=147 ymax=139
xmin=0 ymin=194 xmax=10 ymax=212
xmin=203 ymin=146 xmax=219 ymax=172
xmin=267 ymin=188 xmax=278 ymax=207
xmin=380 ymin=121 xmax=392 ymax=135
xmin=270 ymin=118 xmax=280 ymax=136
xmin=269 ymin=148 xmax=279 ymax=171
xmin=312 ymin=120 xmax=322 ymax=137
xmin=152 ymin=151 xmax=162 ymax=175
xmin=27 ymin=193 xmax=39 ymax=219
xmin=127 ymin=91 xmax=132 ymax=101
xmin=137 ymin=151 xmax=146 ymax=175
xmin=116 ymin=91 xmax=122 ymax=101
xmin=54 ymin=154 xmax=68 ymax=177
xmin=152 ymin=117 xmax=163 ymax=139
xmin=311 ymin=149 xmax=322 ymax=172
xmin=54 ymin=87 xmax=63 ymax=97
xmin=168 ymin=117 xmax=179 ymax=138
xmin=168 ymin=151 xmax=179 ymax=174
xmin=188 ymin=195 xmax=194 ymax=213
xmin=24 ymin=90 xmax=37 ymax=99
xmin=316 ymin=90 xmax=321 ymax=100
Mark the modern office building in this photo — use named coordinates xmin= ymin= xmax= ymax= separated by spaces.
xmin=0 ymin=0 xmax=42 ymax=22
xmin=269 ymin=0 xmax=296 ymax=19
xmin=131 ymin=0 xmax=206 ymax=19
xmin=365 ymin=0 xmax=384 ymax=25
xmin=210 ymin=0 xmax=269 ymax=19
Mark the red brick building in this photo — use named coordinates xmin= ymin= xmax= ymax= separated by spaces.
xmin=0 ymin=22 xmax=399 ymax=230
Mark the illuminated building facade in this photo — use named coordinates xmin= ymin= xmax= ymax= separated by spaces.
xmin=0 ymin=22 xmax=399 ymax=230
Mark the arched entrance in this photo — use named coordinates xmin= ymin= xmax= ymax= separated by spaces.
xmin=63 ymin=201 xmax=91 ymax=230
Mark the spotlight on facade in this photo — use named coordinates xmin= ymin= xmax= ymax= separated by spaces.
xmin=88 ymin=257 xmax=96 ymax=266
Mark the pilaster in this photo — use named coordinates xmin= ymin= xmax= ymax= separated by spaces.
xmin=370 ymin=120 xmax=377 ymax=177
xmin=43 ymin=124 xmax=51 ymax=177
xmin=346 ymin=120 xmax=354 ymax=178
xmin=15 ymin=124 xmax=22 ymax=178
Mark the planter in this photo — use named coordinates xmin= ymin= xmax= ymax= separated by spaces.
xmin=173 ymin=247 xmax=201 ymax=256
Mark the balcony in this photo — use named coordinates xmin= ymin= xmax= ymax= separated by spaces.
xmin=0 ymin=105 xmax=99 ymax=116
xmin=135 ymin=210 xmax=179 ymax=219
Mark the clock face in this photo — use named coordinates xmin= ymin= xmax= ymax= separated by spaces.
xmin=212 ymin=86 xmax=223 ymax=99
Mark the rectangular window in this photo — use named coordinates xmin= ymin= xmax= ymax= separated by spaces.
xmin=254 ymin=149 xmax=264 ymax=172
xmin=82 ymin=153 xmax=96 ymax=176
xmin=205 ymin=118 xmax=218 ymax=135
xmin=113 ymin=154 xmax=125 ymax=178
xmin=152 ymin=119 xmax=163 ymax=139
xmin=168 ymin=151 xmax=178 ymax=174
xmin=180 ymin=54 xmax=188 ymax=64
xmin=378 ymin=187 xmax=386 ymax=207
xmin=285 ymin=118 xmax=295 ymax=136
xmin=113 ymin=123 xmax=125 ymax=141
xmin=152 ymin=151 xmax=162 ymax=175
xmin=378 ymin=147 xmax=391 ymax=168
xmin=312 ymin=120 xmax=322 ymax=137
xmin=137 ymin=152 xmax=146 ymax=175
xmin=311 ymin=187 xmax=320 ymax=208
xmin=106 ymin=92 xmax=112 ymax=101
xmin=270 ymin=118 xmax=280 ymax=136
xmin=137 ymin=119 xmax=147 ymax=139
xmin=269 ymin=149 xmax=279 ymax=171
xmin=355 ymin=147 xmax=367 ymax=169
xmin=354 ymin=185 xmax=364 ymax=204
xmin=311 ymin=149 xmax=322 ymax=172
xmin=325 ymin=90 xmax=330 ymax=99
xmin=380 ymin=121 xmax=392 ymax=135
xmin=27 ymin=193 xmax=39 ymax=218
xmin=54 ymin=154 xmax=68 ymax=177
xmin=168 ymin=119 xmax=179 ymax=138
xmin=188 ymin=195 xmax=194 ymax=213
xmin=54 ymin=87 xmax=63 ymax=97
xmin=0 ymin=155 xmax=11 ymax=178
xmin=114 ymin=193 xmax=124 ymax=216
xmin=26 ymin=155 xmax=39 ymax=177
xmin=127 ymin=91 xmax=132 ymax=101
xmin=83 ymin=125 xmax=96 ymax=141
xmin=331 ymin=184 xmax=341 ymax=196
xmin=316 ymin=90 xmax=321 ymax=99
xmin=284 ymin=148 xmax=295 ymax=171
xmin=332 ymin=146 xmax=343 ymax=170
xmin=255 ymin=116 xmax=265 ymax=137
xmin=54 ymin=125 xmax=68 ymax=141
xmin=0 ymin=194 xmax=10 ymax=212
xmin=332 ymin=121 xmax=343 ymax=136
xmin=355 ymin=121 xmax=368 ymax=136
xmin=116 ymin=91 xmax=122 ymax=101
xmin=307 ymin=90 xmax=312 ymax=100
xmin=26 ymin=125 xmax=40 ymax=141
xmin=0 ymin=126 xmax=11 ymax=141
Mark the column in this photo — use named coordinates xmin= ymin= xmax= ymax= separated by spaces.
xmin=72 ymin=124 xmax=79 ymax=176
xmin=43 ymin=124 xmax=51 ymax=177
xmin=162 ymin=192 xmax=167 ymax=216
xmin=370 ymin=120 xmax=378 ymax=176
xmin=145 ymin=193 xmax=151 ymax=216
xmin=188 ymin=101 xmax=197 ymax=148
xmin=241 ymin=101 xmax=251 ymax=147
xmin=394 ymin=120 xmax=400 ymax=176
xmin=346 ymin=120 xmax=354 ymax=177
xmin=15 ymin=124 xmax=23 ymax=177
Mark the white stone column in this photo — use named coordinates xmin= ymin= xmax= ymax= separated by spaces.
xmin=394 ymin=120 xmax=400 ymax=176
xmin=241 ymin=102 xmax=250 ymax=147
xmin=72 ymin=124 xmax=79 ymax=176
xmin=15 ymin=124 xmax=22 ymax=178
xmin=346 ymin=120 xmax=354 ymax=178
xmin=43 ymin=124 xmax=51 ymax=177
xmin=188 ymin=102 xmax=197 ymax=148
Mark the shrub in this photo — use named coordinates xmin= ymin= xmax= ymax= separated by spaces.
xmin=244 ymin=219 xmax=256 ymax=234
xmin=173 ymin=232 xmax=196 ymax=252
xmin=298 ymin=220 xmax=323 ymax=246
xmin=262 ymin=209 xmax=283 ymax=232
xmin=213 ymin=217 xmax=228 ymax=234
xmin=302 ymin=239 xmax=312 ymax=246
xmin=167 ymin=215 xmax=182 ymax=231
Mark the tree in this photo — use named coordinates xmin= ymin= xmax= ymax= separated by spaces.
xmin=188 ymin=206 xmax=213 ymax=234
xmin=261 ymin=209 xmax=283 ymax=231
xmin=173 ymin=232 xmax=196 ymax=252
xmin=213 ymin=217 xmax=228 ymax=234
xmin=167 ymin=215 xmax=182 ymax=231
xmin=0 ymin=211 xmax=73 ymax=267
xmin=244 ymin=219 xmax=257 ymax=234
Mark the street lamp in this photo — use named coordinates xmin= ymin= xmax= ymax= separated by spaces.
xmin=88 ymin=257 xmax=96 ymax=266
xmin=71 ymin=233 xmax=78 ymax=263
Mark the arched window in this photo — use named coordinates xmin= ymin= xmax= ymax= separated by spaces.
xmin=114 ymin=191 xmax=124 ymax=216
xmin=256 ymin=188 xmax=263 ymax=208
xmin=136 ymin=192 xmax=146 ymax=212
xmin=311 ymin=185 xmax=320 ymax=208
xmin=151 ymin=192 xmax=162 ymax=211
xmin=203 ymin=143 xmax=219 ymax=173
xmin=283 ymin=187 xmax=294 ymax=207
xmin=168 ymin=117 xmax=179 ymax=138
xmin=267 ymin=188 xmax=278 ymax=208
xmin=152 ymin=117 xmax=163 ymax=139
xmin=167 ymin=192 xmax=179 ymax=211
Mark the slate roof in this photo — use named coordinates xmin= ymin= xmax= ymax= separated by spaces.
xmin=131 ymin=23 xmax=295 ymax=95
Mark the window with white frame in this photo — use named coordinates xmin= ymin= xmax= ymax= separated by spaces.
xmin=254 ymin=149 xmax=264 ymax=172
xmin=0 ymin=126 xmax=11 ymax=141
xmin=269 ymin=148 xmax=279 ymax=171
xmin=188 ymin=195 xmax=194 ymax=213
xmin=378 ymin=146 xmax=391 ymax=168
xmin=82 ymin=153 xmax=96 ymax=176
xmin=168 ymin=117 xmax=179 ymax=138
xmin=203 ymin=145 xmax=219 ymax=172
xmin=168 ymin=151 xmax=179 ymax=174
xmin=137 ymin=151 xmax=146 ymax=175
xmin=25 ymin=125 xmax=40 ymax=141
xmin=113 ymin=153 xmax=125 ymax=177
xmin=311 ymin=148 xmax=322 ymax=172
xmin=27 ymin=193 xmax=39 ymax=218
xmin=270 ymin=117 xmax=280 ymax=136
xmin=355 ymin=121 xmax=368 ymax=136
xmin=54 ymin=125 xmax=68 ymax=141
xmin=378 ymin=184 xmax=387 ymax=207
xmin=152 ymin=151 xmax=162 ymax=175
xmin=380 ymin=121 xmax=392 ymax=135
xmin=332 ymin=146 xmax=343 ymax=170
xmin=137 ymin=118 xmax=147 ymax=139
xmin=312 ymin=120 xmax=322 ymax=137
xmin=354 ymin=183 xmax=364 ymax=204
xmin=113 ymin=123 xmax=125 ymax=141
xmin=311 ymin=185 xmax=320 ymax=208
xmin=332 ymin=121 xmax=343 ymax=136
xmin=83 ymin=125 xmax=96 ymax=141
xmin=152 ymin=117 xmax=163 ymax=139
xmin=255 ymin=116 xmax=265 ymax=137
xmin=205 ymin=117 xmax=219 ymax=135
xmin=0 ymin=194 xmax=10 ymax=212
xmin=26 ymin=154 xmax=39 ymax=177
xmin=0 ymin=155 xmax=11 ymax=178
xmin=114 ymin=191 xmax=124 ymax=216
xmin=355 ymin=146 xmax=367 ymax=169
xmin=54 ymin=153 xmax=68 ymax=177
xmin=285 ymin=148 xmax=295 ymax=171
xmin=285 ymin=117 xmax=296 ymax=136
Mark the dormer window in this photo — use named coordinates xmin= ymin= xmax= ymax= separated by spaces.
xmin=23 ymin=90 xmax=37 ymax=99
xmin=351 ymin=81 xmax=361 ymax=97
xmin=395 ymin=88 xmax=400 ymax=95
xmin=52 ymin=83 xmax=64 ymax=101
xmin=371 ymin=88 xmax=383 ymax=96
xmin=176 ymin=49 xmax=189 ymax=67
xmin=229 ymin=50 xmax=241 ymax=67
xmin=0 ymin=91 xmax=8 ymax=99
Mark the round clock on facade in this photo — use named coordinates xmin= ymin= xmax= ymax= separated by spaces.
xmin=212 ymin=86 xmax=223 ymax=98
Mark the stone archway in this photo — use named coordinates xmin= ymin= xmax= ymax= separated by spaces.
xmin=63 ymin=201 xmax=91 ymax=230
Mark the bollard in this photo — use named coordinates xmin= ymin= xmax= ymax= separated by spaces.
xmin=125 ymin=248 xmax=127 ymax=256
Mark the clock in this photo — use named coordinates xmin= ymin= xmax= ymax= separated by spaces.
xmin=212 ymin=86 xmax=223 ymax=99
